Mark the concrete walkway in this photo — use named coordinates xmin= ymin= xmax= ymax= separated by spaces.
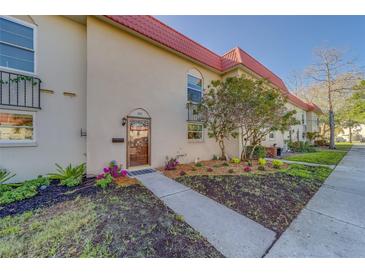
xmin=135 ymin=172 xmax=276 ymax=257
xmin=266 ymin=144 xmax=365 ymax=257
xmin=265 ymin=158 xmax=336 ymax=169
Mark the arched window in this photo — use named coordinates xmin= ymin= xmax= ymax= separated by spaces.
xmin=187 ymin=68 xmax=203 ymax=103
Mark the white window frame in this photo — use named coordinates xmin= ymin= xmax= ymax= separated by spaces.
xmin=187 ymin=73 xmax=203 ymax=104
xmin=0 ymin=109 xmax=36 ymax=146
xmin=0 ymin=16 xmax=37 ymax=75
xmin=187 ymin=122 xmax=204 ymax=142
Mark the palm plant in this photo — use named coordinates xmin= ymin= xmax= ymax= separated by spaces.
xmin=48 ymin=163 xmax=86 ymax=187
xmin=0 ymin=169 xmax=15 ymax=184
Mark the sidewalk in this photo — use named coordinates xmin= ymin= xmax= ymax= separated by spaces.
xmin=266 ymin=144 xmax=365 ymax=257
xmin=135 ymin=172 xmax=276 ymax=258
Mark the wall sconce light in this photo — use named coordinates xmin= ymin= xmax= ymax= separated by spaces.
xmin=122 ymin=117 xmax=127 ymax=126
xmin=80 ymin=128 xmax=87 ymax=137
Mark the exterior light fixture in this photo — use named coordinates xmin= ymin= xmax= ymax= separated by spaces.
xmin=122 ymin=117 xmax=127 ymax=126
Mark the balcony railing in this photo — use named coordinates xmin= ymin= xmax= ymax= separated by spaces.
xmin=0 ymin=70 xmax=41 ymax=109
xmin=187 ymin=102 xmax=207 ymax=122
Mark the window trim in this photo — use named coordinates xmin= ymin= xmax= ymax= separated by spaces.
xmin=187 ymin=73 xmax=203 ymax=103
xmin=187 ymin=122 xmax=204 ymax=142
xmin=0 ymin=16 xmax=37 ymax=75
xmin=0 ymin=109 xmax=36 ymax=146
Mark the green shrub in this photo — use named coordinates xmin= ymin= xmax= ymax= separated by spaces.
xmin=195 ymin=162 xmax=203 ymax=167
xmin=246 ymin=145 xmax=266 ymax=159
xmin=230 ymin=157 xmax=241 ymax=164
xmin=191 ymin=167 xmax=197 ymax=171
xmin=175 ymin=214 xmax=185 ymax=222
xmin=258 ymin=158 xmax=267 ymax=166
xmin=246 ymin=160 xmax=252 ymax=167
xmin=212 ymin=155 xmax=218 ymax=160
xmin=48 ymin=163 xmax=86 ymax=187
xmin=258 ymin=158 xmax=266 ymax=171
xmin=288 ymin=141 xmax=316 ymax=153
xmin=0 ymin=169 xmax=15 ymax=184
xmin=96 ymin=174 xmax=113 ymax=189
xmin=272 ymin=160 xmax=283 ymax=169
xmin=222 ymin=162 xmax=229 ymax=167
xmin=0 ymin=177 xmax=50 ymax=205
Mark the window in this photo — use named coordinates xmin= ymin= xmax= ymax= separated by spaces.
xmin=0 ymin=16 xmax=35 ymax=73
xmin=187 ymin=123 xmax=203 ymax=141
xmin=0 ymin=110 xmax=35 ymax=144
xmin=301 ymin=113 xmax=305 ymax=124
xmin=302 ymin=132 xmax=306 ymax=139
xmin=269 ymin=132 xmax=275 ymax=139
xmin=187 ymin=74 xmax=202 ymax=103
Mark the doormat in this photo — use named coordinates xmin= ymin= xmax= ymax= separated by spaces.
xmin=127 ymin=169 xmax=156 ymax=176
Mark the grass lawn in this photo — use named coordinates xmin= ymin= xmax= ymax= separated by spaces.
xmin=176 ymin=164 xmax=332 ymax=234
xmin=334 ymin=142 xmax=353 ymax=151
xmin=284 ymin=150 xmax=347 ymax=165
xmin=0 ymin=182 xmax=222 ymax=258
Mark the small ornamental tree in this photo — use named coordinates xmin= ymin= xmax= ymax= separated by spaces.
xmin=202 ymin=77 xmax=299 ymax=160
xmin=232 ymin=79 xmax=299 ymax=160
xmin=199 ymin=79 xmax=238 ymax=160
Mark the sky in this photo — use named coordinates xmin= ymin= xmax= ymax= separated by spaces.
xmin=157 ymin=16 xmax=365 ymax=89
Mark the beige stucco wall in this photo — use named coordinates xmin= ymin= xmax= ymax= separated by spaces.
xmin=306 ymin=111 xmax=319 ymax=133
xmin=86 ymin=16 xmax=225 ymax=174
xmin=0 ymin=16 xmax=86 ymax=182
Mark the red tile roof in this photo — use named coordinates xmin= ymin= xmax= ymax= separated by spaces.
xmin=104 ymin=15 xmax=321 ymax=113
xmin=221 ymin=47 xmax=289 ymax=92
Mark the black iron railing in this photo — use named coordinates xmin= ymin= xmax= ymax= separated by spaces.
xmin=0 ymin=70 xmax=41 ymax=109
xmin=187 ymin=102 xmax=207 ymax=122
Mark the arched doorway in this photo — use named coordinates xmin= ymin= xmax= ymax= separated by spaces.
xmin=126 ymin=108 xmax=151 ymax=168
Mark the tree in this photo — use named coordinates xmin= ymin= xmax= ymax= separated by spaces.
xmin=200 ymin=79 xmax=238 ymax=160
xmin=232 ymin=78 xmax=299 ymax=160
xmin=305 ymin=47 xmax=362 ymax=149
xmin=336 ymin=82 xmax=365 ymax=142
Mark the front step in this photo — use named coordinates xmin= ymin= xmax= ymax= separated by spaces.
xmin=127 ymin=168 xmax=156 ymax=177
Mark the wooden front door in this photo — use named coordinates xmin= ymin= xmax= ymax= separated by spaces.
xmin=127 ymin=117 xmax=150 ymax=168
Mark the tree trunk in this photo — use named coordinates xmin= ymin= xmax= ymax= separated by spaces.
xmin=329 ymin=110 xmax=336 ymax=149
xmin=218 ymin=139 xmax=226 ymax=160
xmin=349 ymin=127 xmax=353 ymax=143
xmin=240 ymin=140 xmax=248 ymax=161
xmin=249 ymin=143 xmax=259 ymax=160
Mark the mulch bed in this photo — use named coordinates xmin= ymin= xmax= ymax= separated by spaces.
xmin=159 ymin=159 xmax=288 ymax=179
xmin=0 ymin=179 xmax=100 ymax=219
xmin=0 ymin=179 xmax=222 ymax=258
xmin=176 ymin=173 xmax=324 ymax=235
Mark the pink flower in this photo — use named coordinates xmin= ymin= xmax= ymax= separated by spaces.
xmin=103 ymin=167 xmax=110 ymax=173
xmin=244 ymin=166 xmax=252 ymax=172
xmin=121 ymin=170 xmax=128 ymax=177
xmin=96 ymin=173 xmax=105 ymax=180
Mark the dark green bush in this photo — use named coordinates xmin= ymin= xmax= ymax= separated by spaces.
xmin=246 ymin=145 xmax=266 ymax=159
xmin=0 ymin=177 xmax=50 ymax=205
xmin=288 ymin=141 xmax=316 ymax=153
